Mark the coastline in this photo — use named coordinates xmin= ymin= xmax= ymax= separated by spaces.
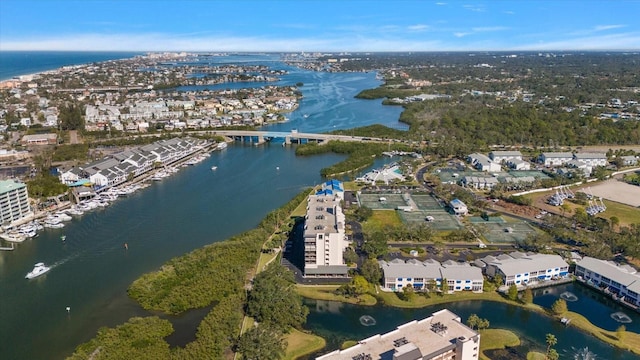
xmin=0 ymin=51 xmax=141 ymax=81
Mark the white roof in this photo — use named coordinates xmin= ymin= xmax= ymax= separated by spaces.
xmin=488 ymin=253 xmax=568 ymax=277
xmin=577 ymin=257 xmax=640 ymax=294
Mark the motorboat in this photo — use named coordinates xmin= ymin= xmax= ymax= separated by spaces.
xmin=211 ymin=166 xmax=218 ymax=171
xmin=216 ymin=142 xmax=228 ymax=150
xmin=25 ymin=262 xmax=51 ymax=279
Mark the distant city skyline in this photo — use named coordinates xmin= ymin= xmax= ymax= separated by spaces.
xmin=1 ymin=0 xmax=639 ymax=52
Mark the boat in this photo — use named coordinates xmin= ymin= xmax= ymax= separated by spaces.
xmin=303 ymin=114 xmax=309 ymax=118
xmin=61 ymin=235 xmax=66 ymax=242
xmin=216 ymin=142 xmax=228 ymax=150
xmin=25 ymin=262 xmax=51 ymax=279
xmin=211 ymin=166 xmax=218 ymax=171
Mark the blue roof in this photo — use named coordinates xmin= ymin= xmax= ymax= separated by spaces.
xmin=323 ymin=179 xmax=343 ymax=192
xmin=316 ymin=189 xmax=334 ymax=196
xmin=450 ymin=198 xmax=464 ymax=205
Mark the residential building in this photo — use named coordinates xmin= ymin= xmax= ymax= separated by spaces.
xmin=461 ymin=176 xmax=499 ymax=190
xmin=489 ymin=150 xmax=523 ymax=163
xmin=506 ymin=159 xmax=531 ymax=170
xmin=467 ymin=153 xmax=501 ymax=172
xmin=482 ymin=252 xmax=569 ymax=286
xmin=449 ymin=198 xmax=468 ymax=216
xmin=575 ymin=256 xmax=640 ymax=308
xmin=20 ymin=133 xmax=57 ymax=146
xmin=540 ymin=152 xmax=573 ymax=167
xmin=379 ymin=259 xmax=483 ymax=293
xmin=303 ymin=193 xmax=349 ymax=278
xmin=620 ymin=155 xmax=638 ymax=166
xmin=316 ymin=309 xmax=480 ymax=360
xmin=573 ymin=153 xmax=608 ymax=167
xmin=0 ymin=180 xmax=33 ymax=225
xmin=316 ymin=179 xmax=344 ymax=200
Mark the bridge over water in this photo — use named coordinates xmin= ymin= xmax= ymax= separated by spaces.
xmin=201 ymin=129 xmax=386 ymax=145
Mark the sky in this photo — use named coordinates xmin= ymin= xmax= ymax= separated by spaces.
xmin=1 ymin=0 xmax=639 ymax=52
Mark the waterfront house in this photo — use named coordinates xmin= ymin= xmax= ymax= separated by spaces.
xmin=379 ymin=258 xmax=483 ymax=293
xmin=316 ymin=309 xmax=480 ymax=360
xmin=575 ymin=256 xmax=640 ymax=308
xmin=540 ymin=152 xmax=573 ymax=167
xmin=483 ymin=252 xmax=569 ymax=286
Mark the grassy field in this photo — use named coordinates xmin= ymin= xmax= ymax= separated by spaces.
xmin=284 ymin=328 xmax=326 ymax=360
xmin=526 ymin=352 xmax=546 ymax=360
xmin=295 ymin=285 xmax=377 ymax=305
xmin=598 ymin=199 xmax=640 ymax=227
xmin=361 ymin=210 xmax=403 ymax=233
xmin=562 ymin=311 xmax=640 ymax=355
xmin=478 ymin=329 xmax=521 ymax=360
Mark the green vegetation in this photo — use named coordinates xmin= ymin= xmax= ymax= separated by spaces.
xmin=330 ymin=124 xmax=408 ymax=139
xmin=246 ymin=264 xmax=309 ymax=330
xmin=67 ymin=317 xmax=173 ymax=360
xmin=52 ymin=144 xmax=89 ymax=162
xmin=551 ymin=299 xmax=568 ymax=315
xmin=284 ymin=329 xmax=326 ymax=360
xmin=478 ymin=329 xmax=520 ymax=360
xmin=26 ymin=174 xmax=68 ymax=199
xmin=466 ymin=314 xmax=490 ymax=330
xmin=295 ymin=140 xmax=411 ymax=177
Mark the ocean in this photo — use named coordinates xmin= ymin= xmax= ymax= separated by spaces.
xmin=0 ymin=51 xmax=141 ymax=81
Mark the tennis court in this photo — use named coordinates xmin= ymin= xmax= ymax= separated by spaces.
xmin=358 ymin=193 xmax=408 ymax=210
xmin=398 ymin=209 xmax=463 ymax=231
xmin=479 ymin=221 xmax=537 ymax=243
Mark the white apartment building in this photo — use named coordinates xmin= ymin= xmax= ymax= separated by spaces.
xmin=0 ymin=180 xmax=33 ymax=225
xmin=540 ymin=152 xmax=573 ymax=167
xmin=467 ymin=153 xmax=501 ymax=172
xmin=489 ymin=150 xmax=523 ymax=163
xmin=575 ymin=257 xmax=640 ymax=308
xmin=303 ymin=193 xmax=349 ymax=278
xmin=573 ymin=153 xmax=608 ymax=167
xmin=483 ymin=252 xmax=569 ymax=286
xmin=317 ymin=309 xmax=480 ymax=360
xmin=379 ymin=259 xmax=484 ymax=293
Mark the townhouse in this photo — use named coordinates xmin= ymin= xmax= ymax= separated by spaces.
xmin=481 ymin=252 xmax=570 ymax=286
xmin=379 ymin=258 xmax=484 ymax=293
xmin=467 ymin=153 xmax=501 ymax=172
xmin=489 ymin=150 xmax=523 ymax=163
xmin=575 ymin=256 xmax=640 ymax=308
xmin=540 ymin=152 xmax=573 ymax=167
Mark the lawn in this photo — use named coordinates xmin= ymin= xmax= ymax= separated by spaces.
xmin=597 ymin=199 xmax=640 ymax=227
xmin=284 ymin=328 xmax=326 ymax=360
xmin=295 ymin=285 xmax=377 ymax=305
xmin=362 ymin=210 xmax=403 ymax=233
xmin=478 ymin=329 xmax=521 ymax=360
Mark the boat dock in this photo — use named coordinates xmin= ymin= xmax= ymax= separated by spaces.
xmin=0 ymin=243 xmax=15 ymax=251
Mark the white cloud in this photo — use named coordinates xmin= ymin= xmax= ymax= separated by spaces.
xmin=471 ymin=26 xmax=509 ymax=33
xmin=503 ymin=10 xmax=515 ymax=15
xmin=408 ymin=24 xmax=430 ymax=32
xmin=453 ymin=32 xmax=470 ymax=38
xmin=513 ymin=32 xmax=640 ymax=51
xmin=595 ymin=24 xmax=626 ymax=31
xmin=435 ymin=2 xmax=447 ymax=5
xmin=463 ymin=4 xmax=486 ymax=12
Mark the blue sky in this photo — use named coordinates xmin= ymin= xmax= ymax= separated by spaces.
xmin=1 ymin=0 xmax=639 ymax=51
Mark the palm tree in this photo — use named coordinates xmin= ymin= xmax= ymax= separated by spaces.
xmin=545 ymin=333 xmax=557 ymax=359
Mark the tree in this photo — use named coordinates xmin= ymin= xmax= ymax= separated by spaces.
xmin=466 ymin=314 xmax=480 ymax=329
xmin=402 ymin=284 xmax=415 ymax=301
xmin=551 ymin=299 xmax=568 ymax=315
xmin=522 ymin=288 xmax=533 ymax=304
xmin=236 ymin=326 xmax=286 ymax=360
xmin=343 ymin=247 xmax=358 ymax=265
xmin=559 ymin=203 xmax=571 ymax=217
xmin=477 ymin=317 xmax=490 ymax=330
xmin=507 ymin=284 xmax=518 ymax=301
xmin=352 ymin=275 xmax=370 ymax=295
xmin=545 ymin=333 xmax=558 ymax=360
xmin=360 ymin=258 xmax=382 ymax=284
xmin=246 ymin=264 xmax=309 ymax=330
xmin=362 ymin=231 xmax=387 ymax=259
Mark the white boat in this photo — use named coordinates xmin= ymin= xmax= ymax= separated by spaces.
xmin=217 ymin=142 xmax=228 ymax=150
xmin=25 ymin=262 xmax=51 ymax=279
xmin=211 ymin=166 xmax=218 ymax=171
